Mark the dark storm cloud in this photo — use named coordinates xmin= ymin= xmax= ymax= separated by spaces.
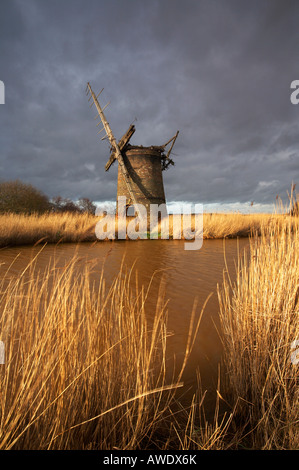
xmin=0 ymin=0 xmax=299 ymax=208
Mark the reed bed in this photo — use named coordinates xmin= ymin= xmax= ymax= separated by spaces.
xmin=0 ymin=249 xmax=207 ymax=450
xmin=0 ymin=211 xmax=287 ymax=247
xmin=0 ymin=212 xmax=97 ymax=247
xmin=0 ymin=210 xmax=298 ymax=449
xmin=202 ymin=212 xmax=276 ymax=238
xmin=0 ymin=247 xmax=244 ymax=451
xmin=217 ymin=215 xmax=299 ymax=449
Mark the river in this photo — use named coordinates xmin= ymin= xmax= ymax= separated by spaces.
xmin=0 ymin=238 xmax=249 ymax=413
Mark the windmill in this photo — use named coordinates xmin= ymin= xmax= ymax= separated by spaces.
xmin=86 ymin=82 xmax=179 ymax=216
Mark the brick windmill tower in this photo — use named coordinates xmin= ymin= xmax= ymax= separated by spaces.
xmin=86 ymin=82 xmax=179 ymax=216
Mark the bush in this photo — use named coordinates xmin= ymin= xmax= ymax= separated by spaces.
xmin=50 ymin=196 xmax=81 ymax=214
xmin=50 ymin=196 xmax=96 ymax=215
xmin=78 ymin=197 xmax=96 ymax=215
xmin=0 ymin=180 xmax=50 ymax=214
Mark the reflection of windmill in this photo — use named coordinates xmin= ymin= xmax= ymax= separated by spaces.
xmin=86 ymin=82 xmax=178 ymax=215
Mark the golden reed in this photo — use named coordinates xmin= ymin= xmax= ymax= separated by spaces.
xmin=0 ymin=206 xmax=298 ymax=449
xmin=0 ymin=211 xmax=283 ymax=247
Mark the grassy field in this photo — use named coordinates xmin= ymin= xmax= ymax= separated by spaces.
xmin=0 ymin=210 xmax=294 ymax=247
xmin=0 ymin=211 xmax=298 ymax=449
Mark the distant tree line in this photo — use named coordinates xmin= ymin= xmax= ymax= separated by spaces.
xmin=50 ymin=195 xmax=96 ymax=214
xmin=0 ymin=180 xmax=96 ymax=215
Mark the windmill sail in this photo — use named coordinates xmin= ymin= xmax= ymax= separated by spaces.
xmin=86 ymin=82 xmax=138 ymax=208
xmin=105 ymin=124 xmax=135 ymax=171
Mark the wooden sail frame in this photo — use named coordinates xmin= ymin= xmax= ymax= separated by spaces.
xmin=86 ymin=82 xmax=138 ymax=207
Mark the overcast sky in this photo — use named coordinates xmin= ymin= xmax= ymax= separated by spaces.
xmin=0 ymin=0 xmax=299 ymax=212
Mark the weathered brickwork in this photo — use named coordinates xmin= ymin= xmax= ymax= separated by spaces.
xmin=117 ymin=146 xmax=166 ymax=213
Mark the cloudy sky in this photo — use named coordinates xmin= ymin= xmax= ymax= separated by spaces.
xmin=0 ymin=0 xmax=299 ymax=212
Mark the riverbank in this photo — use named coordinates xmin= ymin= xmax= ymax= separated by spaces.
xmin=0 ymin=211 xmax=295 ymax=247
xmin=0 ymin=214 xmax=297 ymax=450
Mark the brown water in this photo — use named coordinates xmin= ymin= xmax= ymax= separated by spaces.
xmin=0 ymin=238 xmax=249 ymax=411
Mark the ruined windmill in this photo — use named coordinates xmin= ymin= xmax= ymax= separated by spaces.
xmin=86 ymin=82 xmax=179 ymax=216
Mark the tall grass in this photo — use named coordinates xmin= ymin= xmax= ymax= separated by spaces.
xmin=0 ymin=249 xmax=204 ymax=450
xmin=0 ymin=212 xmax=97 ymax=247
xmin=202 ymin=212 xmax=276 ymax=238
xmin=0 ymin=211 xmax=282 ymax=247
xmin=0 ymin=210 xmax=298 ymax=449
xmin=217 ymin=215 xmax=299 ymax=449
